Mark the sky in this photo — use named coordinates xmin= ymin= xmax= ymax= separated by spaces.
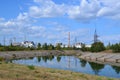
xmin=0 ymin=0 xmax=120 ymax=45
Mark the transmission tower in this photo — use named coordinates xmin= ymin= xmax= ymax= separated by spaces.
xmin=94 ymin=29 xmax=99 ymax=43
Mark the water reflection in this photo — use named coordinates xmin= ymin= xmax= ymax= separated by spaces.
xmin=37 ymin=56 xmax=61 ymax=63
xmin=80 ymin=59 xmax=87 ymax=68
xmin=29 ymin=57 xmax=34 ymax=60
xmin=41 ymin=56 xmax=54 ymax=62
xmin=12 ymin=56 xmax=120 ymax=78
xmin=57 ymin=56 xmax=61 ymax=62
xmin=112 ymin=66 xmax=120 ymax=74
xmin=88 ymin=62 xmax=104 ymax=75
xmin=37 ymin=56 xmax=41 ymax=62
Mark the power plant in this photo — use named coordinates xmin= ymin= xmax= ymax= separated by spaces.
xmin=1 ymin=29 xmax=100 ymax=48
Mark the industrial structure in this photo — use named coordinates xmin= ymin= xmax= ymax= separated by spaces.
xmin=12 ymin=41 xmax=35 ymax=48
xmin=94 ymin=29 xmax=99 ymax=43
xmin=68 ymin=32 xmax=70 ymax=47
xmin=2 ymin=29 xmax=100 ymax=49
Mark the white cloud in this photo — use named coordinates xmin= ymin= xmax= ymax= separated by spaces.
xmin=30 ymin=26 xmax=46 ymax=31
xmin=0 ymin=18 xmax=5 ymax=22
xmin=17 ymin=13 xmax=29 ymax=21
xmin=67 ymin=0 xmax=101 ymax=22
xmin=98 ymin=0 xmax=120 ymax=7
xmin=50 ymin=22 xmax=68 ymax=32
xmin=28 ymin=26 xmax=46 ymax=35
xmin=29 ymin=0 xmax=66 ymax=18
xmin=1 ymin=0 xmax=120 ymax=44
xmin=4 ymin=21 xmax=16 ymax=27
xmin=0 ymin=12 xmax=33 ymax=37
xmin=100 ymin=34 xmax=120 ymax=44
xmin=28 ymin=0 xmax=120 ymax=22
xmin=97 ymin=0 xmax=120 ymax=19
xmin=0 ymin=20 xmax=16 ymax=35
xmin=31 ymin=0 xmax=120 ymax=21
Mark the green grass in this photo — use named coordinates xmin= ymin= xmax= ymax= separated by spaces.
xmin=27 ymin=65 xmax=35 ymax=70
xmin=0 ymin=57 xmax=4 ymax=61
xmin=0 ymin=62 xmax=119 ymax=80
xmin=97 ymin=77 xmax=102 ymax=80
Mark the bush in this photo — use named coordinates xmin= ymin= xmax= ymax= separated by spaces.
xmin=27 ymin=65 xmax=35 ymax=70
xmin=0 ymin=57 xmax=5 ymax=61
xmin=81 ymin=44 xmax=90 ymax=52
xmin=91 ymin=42 xmax=105 ymax=52
xmin=111 ymin=43 xmax=120 ymax=53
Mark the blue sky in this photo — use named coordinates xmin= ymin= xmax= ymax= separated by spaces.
xmin=0 ymin=0 xmax=120 ymax=45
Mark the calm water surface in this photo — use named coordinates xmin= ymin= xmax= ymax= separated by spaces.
xmin=12 ymin=56 xmax=120 ymax=78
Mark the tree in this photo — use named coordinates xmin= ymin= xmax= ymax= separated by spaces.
xmin=42 ymin=43 xmax=48 ymax=50
xmin=48 ymin=44 xmax=54 ymax=50
xmin=81 ymin=43 xmax=90 ymax=52
xmin=81 ymin=44 xmax=86 ymax=51
xmin=106 ymin=42 xmax=111 ymax=50
xmin=91 ymin=42 xmax=105 ymax=52
xmin=37 ymin=43 xmax=41 ymax=50
xmin=112 ymin=43 xmax=120 ymax=53
xmin=0 ymin=43 xmax=2 ymax=47
xmin=56 ymin=43 xmax=61 ymax=50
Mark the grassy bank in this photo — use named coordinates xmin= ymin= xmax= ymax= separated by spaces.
xmin=0 ymin=62 xmax=118 ymax=80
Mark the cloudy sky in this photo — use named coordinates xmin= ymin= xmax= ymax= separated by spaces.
xmin=0 ymin=0 xmax=120 ymax=45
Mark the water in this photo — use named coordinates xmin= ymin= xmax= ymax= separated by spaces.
xmin=12 ymin=56 xmax=120 ymax=78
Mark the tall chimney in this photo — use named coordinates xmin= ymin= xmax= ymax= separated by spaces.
xmin=68 ymin=32 xmax=70 ymax=47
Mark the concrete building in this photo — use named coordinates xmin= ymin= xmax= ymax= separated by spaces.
xmin=85 ymin=44 xmax=91 ymax=48
xmin=12 ymin=42 xmax=21 ymax=46
xmin=74 ymin=43 xmax=82 ymax=48
xmin=21 ymin=41 xmax=35 ymax=48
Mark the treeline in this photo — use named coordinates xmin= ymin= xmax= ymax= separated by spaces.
xmin=0 ymin=42 xmax=120 ymax=53
xmin=81 ymin=42 xmax=120 ymax=53
xmin=37 ymin=43 xmax=74 ymax=50
xmin=0 ymin=43 xmax=75 ymax=51
xmin=108 ymin=43 xmax=120 ymax=53
xmin=81 ymin=42 xmax=105 ymax=52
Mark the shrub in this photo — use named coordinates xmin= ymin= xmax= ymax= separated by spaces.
xmin=111 ymin=43 xmax=120 ymax=53
xmin=27 ymin=65 xmax=35 ymax=70
xmin=0 ymin=57 xmax=5 ymax=61
xmin=91 ymin=42 xmax=105 ymax=52
xmin=12 ymin=54 xmax=16 ymax=59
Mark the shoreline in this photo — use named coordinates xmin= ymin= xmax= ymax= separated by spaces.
xmin=0 ymin=50 xmax=82 ymax=60
xmin=0 ymin=50 xmax=120 ymax=80
xmin=79 ymin=52 xmax=120 ymax=67
xmin=1 ymin=50 xmax=120 ymax=67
